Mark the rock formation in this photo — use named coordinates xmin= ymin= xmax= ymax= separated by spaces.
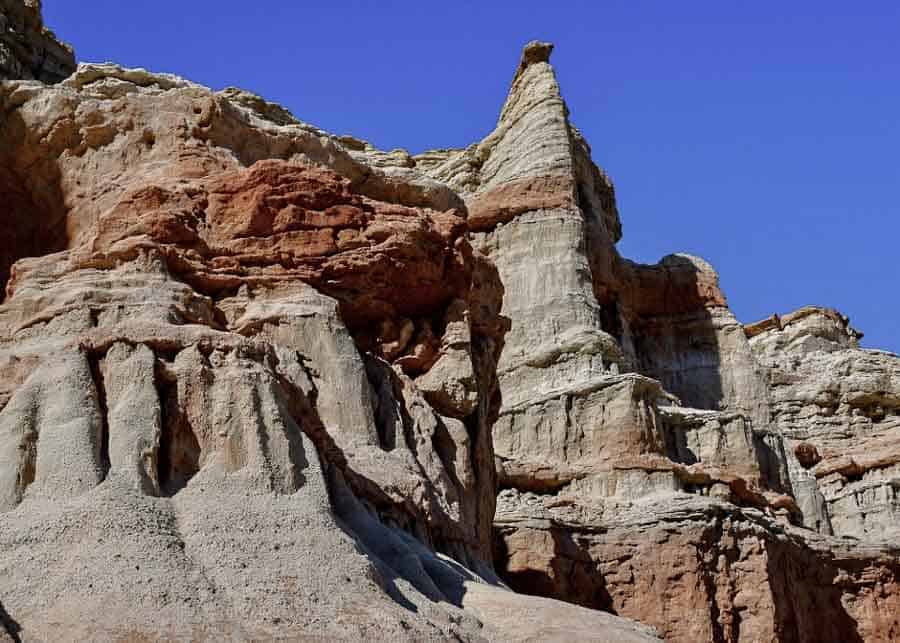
xmin=0 ymin=0 xmax=73 ymax=83
xmin=0 ymin=5 xmax=897 ymax=642
xmin=464 ymin=44 xmax=900 ymax=643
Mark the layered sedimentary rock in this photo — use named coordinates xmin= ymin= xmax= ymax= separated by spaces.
xmin=0 ymin=8 xmax=658 ymax=642
xmin=424 ymin=41 xmax=900 ymax=643
xmin=747 ymin=308 xmax=900 ymax=540
xmin=1 ymin=4 xmax=897 ymax=641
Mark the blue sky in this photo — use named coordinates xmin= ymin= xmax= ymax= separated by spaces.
xmin=44 ymin=1 xmax=899 ymax=352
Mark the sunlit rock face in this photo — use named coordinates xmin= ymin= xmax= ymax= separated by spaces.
xmin=0 ymin=6 xmax=897 ymax=642
xmin=747 ymin=308 xmax=900 ymax=542
xmin=0 ymin=7 xmax=660 ymax=642
xmin=422 ymin=40 xmax=900 ymax=643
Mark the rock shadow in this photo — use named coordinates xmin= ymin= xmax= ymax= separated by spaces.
xmin=273 ymin=348 xmax=502 ymax=616
xmin=329 ymin=467 xmax=496 ymax=616
xmin=753 ymin=432 xmax=795 ymax=495
xmin=0 ymin=600 xmax=22 ymax=643
xmin=765 ymin=541 xmax=865 ymax=643
xmin=0 ymin=108 xmax=69 ymax=302
xmin=493 ymin=526 xmax=615 ymax=613
xmin=155 ymin=373 xmax=202 ymax=497
xmin=619 ymin=255 xmax=727 ymax=412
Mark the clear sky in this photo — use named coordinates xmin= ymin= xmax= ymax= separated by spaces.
xmin=44 ymin=1 xmax=899 ymax=352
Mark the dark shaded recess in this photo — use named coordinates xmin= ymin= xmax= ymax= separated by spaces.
xmin=15 ymin=428 xmax=37 ymax=502
xmin=659 ymin=416 xmax=700 ymax=465
xmin=364 ymin=355 xmax=402 ymax=451
xmin=156 ymin=375 xmax=200 ymax=496
xmin=754 ymin=433 xmax=794 ymax=495
xmin=765 ymin=541 xmax=866 ymax=643
xmin=0 ymin=110 xmax=68 ymax=302
xmin=601 ymin=255 xmax=726 ymax=410
xmin=86 ymin=356 xmax=111 ymax=481
xmin=630 ymin=311 xmax=725 ymax=412
xmin=598 ymin=300 xmax=624 ymax=343
xmin=493 ymin=527 xmax=615 ymax=613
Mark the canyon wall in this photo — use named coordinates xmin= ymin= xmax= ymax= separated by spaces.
xmin=0 ymin=5 xmax=897 ymax=642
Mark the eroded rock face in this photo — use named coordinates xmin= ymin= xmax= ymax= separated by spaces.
xmin=0 ymin=86 xmax=502 ymax=642
xmin=495 ymin=492 xmax=900 ymax=643
xmin=0 ymin=11 xmax=658 ymax=642
xmin=748 ymin=307 xmax=900 ymax=541
xmin=425 ymin=40 xmax=900 ymax=643
xmin=0 ymin=9 xmax=897 ymax=641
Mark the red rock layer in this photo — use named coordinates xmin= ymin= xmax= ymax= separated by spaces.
xmin=9 ymin=159 xmax=476 ymax=338
xmin=466 ymin=175 xmax=577 ymax=232
xmin=496 ymin=513 xmax=900 ymax=643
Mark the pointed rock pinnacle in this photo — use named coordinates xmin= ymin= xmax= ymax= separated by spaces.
xmin=513 ymin=40 xmax=555 ymax=84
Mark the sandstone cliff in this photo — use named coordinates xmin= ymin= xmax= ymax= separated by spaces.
xmin=0 ymin=5 xmax=897 ymax=642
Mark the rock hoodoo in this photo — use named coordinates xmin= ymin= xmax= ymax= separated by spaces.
xmin=1 ymin=7 xmax=897 ymax=642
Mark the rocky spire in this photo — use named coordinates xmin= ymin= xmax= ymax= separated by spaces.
xmin=469 ymin=40 xmax=576 ymax=218
xmin=510 ymin=40 xmax=554 ymax=83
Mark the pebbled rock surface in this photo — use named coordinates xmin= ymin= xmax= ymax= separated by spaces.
xmin=0 ymin=7 xmax=897 ymax=642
